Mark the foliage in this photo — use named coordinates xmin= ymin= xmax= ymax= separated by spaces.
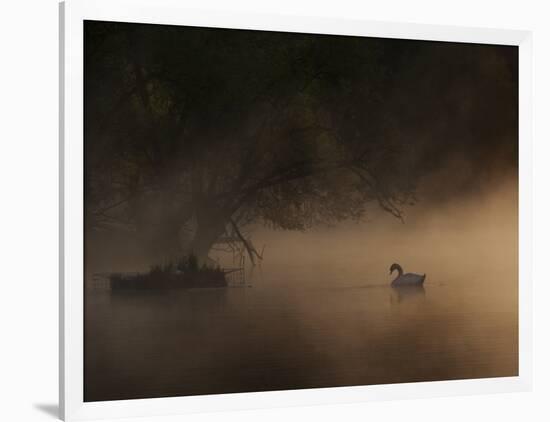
xmin=85 ymin=22 xmax=418 ymax=259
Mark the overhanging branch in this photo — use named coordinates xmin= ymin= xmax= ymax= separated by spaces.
xmin=229 ymin=218 xmax=263 ymax=265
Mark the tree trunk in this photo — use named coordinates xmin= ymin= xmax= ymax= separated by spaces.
xmin=136 ymin=219 xmax=182 ymax=263
xmin=186 ymin=224 xmax=224 ymax=263
xmin=185 ymin=203 xmax=228 ymax=263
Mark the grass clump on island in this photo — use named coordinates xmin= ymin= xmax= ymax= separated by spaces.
xmin=110 ymin=254 xmax=227 ymax=290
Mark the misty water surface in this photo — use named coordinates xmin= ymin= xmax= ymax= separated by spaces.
xmin=84 ymin=183 xmax=518 ymax=401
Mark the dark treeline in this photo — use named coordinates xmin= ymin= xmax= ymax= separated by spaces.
xmin=84 ymin=21 xmax=517 ymax=264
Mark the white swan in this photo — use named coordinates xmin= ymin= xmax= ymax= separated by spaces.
xmin=390 ymin=263 xmax=426 ymax=286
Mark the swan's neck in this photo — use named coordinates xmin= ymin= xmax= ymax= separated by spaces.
xmin=394 ymin=264 xmax=403 ymax=277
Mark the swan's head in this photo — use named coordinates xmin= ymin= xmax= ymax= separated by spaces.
xmin=389 ymin=263 xmax=402 ymax=275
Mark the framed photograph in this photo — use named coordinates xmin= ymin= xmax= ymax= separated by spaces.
xmin=60 ymin=0 xmax=532 ymax=420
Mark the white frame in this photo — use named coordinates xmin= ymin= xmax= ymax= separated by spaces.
xmin=60 ymin=0 xmax=533 ymax=420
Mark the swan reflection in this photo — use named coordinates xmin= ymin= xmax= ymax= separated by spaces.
xmin=391 ymin=284 xmax=426 ymax=303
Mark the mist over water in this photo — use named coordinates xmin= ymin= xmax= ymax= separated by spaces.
xmin=83 ymin=22 xmax=518 ymax=402
xmin=85 ymin=178 xmax=518 ymax=401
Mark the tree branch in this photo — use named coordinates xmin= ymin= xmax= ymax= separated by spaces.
xmin=229 ymin=218 xmax=263 ymax=265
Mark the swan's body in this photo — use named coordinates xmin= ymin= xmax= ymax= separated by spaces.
xmin=390 ymin=263 xmax=426 ymax=286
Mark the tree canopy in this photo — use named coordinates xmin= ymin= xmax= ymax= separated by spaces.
xmin=85 ymin=21 xmax=515 ymax=263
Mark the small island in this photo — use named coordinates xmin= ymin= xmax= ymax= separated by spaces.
xmin=109 ymin=254 xmax=227 ymax=290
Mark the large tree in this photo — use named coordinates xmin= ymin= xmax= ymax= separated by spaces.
xmin=84 ymin=21 xmax=417 ymax=263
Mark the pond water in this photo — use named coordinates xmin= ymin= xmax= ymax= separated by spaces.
xmin=84 ymin=262 xmax=517 ymax=401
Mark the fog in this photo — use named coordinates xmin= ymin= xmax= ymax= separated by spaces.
xmin=85 ymin=176 xmax=517 ymax=401
xmin=83 ymin=22 xmax=518 ymax=401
